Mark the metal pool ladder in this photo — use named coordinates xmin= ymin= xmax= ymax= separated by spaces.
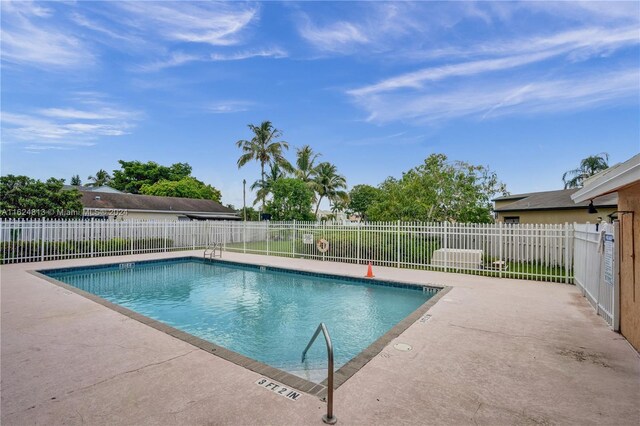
xmin=203 ymin=242 xmax=222 ymax=259
xmin=302 ymin=323 xmax=337 ymax=424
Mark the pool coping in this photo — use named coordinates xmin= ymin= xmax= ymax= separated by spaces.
xmin=28 ymin=256 xmax=451 ymax=400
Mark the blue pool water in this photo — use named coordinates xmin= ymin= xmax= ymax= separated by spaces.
xmin=43 ymin=258 xmax=435 ymax=382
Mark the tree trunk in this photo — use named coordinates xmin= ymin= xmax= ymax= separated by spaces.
xmin=261 ymin=162 xmax=266 ymax=213
xmin=314 ymin=196 xmax=324 ymax=217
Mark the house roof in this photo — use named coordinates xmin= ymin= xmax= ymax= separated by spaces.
xmin=572 ymin=153 xmax=640 ymax=203
xmin=63 ymin=185 xmax=123 ymax=194
xmin=493 ymin=192 xmax=535 ymax=202
xmin=494 ymin=188 xmax=617 ymax=212
xmin=81 ymin=192 xmax=238 ymax=217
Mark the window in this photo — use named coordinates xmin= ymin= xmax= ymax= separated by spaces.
xmin=504 ymin=216 xmax=520 ymax=224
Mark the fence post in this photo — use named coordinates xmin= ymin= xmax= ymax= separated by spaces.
xmin=397 ymin=220 xmax=401 ymax=268
xmin=322 ymin=220 xmax=326 ymax=262
xmin=223 ymin=222 xmax=227 ymax=252
xmin=443 ymin=222 xmax=448 ymax=272
xmin=587 ymin=222 xmax=600 ymax=309
xmin=40 ymin=217 xmax=45 ymax=262
xmin=613 ymin=221 xmax=620 ymax=331
xmin=90 ymin=218 xmax=95 ymax=258
xmin=243 ymin=221 xmax=247 ymax=254
xmin=498 ymin=221 xmax=503 ymax=278
xmin=564 ymin=222 xmax=570 ymax=284
xmin=357 ymin=222 xmax=362 ymax=265
xmin=292 ymin=220 xmax=297 ymax=258
xmin=164 ymin=221 xmax=168 ymax=252
xmin=131 ymin=222 xmax=135 ymax=255
xmin=266 ymin=220 xmax=270 ymax=256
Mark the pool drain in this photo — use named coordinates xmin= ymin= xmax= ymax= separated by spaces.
xmin=393 ymin=343 xmax=412 ymax=352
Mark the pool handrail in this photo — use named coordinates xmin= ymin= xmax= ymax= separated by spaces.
xmin=302 ymin=322 xmax=337 ymax=424
xmin=203 ymin=242 xmax=222 ymax=259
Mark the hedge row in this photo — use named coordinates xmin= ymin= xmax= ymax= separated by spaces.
xmin=1 ymin=238 xmax=174 ymax=263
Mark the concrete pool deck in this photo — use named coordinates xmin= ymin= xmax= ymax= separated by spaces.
xmin=2 ymin=251 xmax=639 ymax=425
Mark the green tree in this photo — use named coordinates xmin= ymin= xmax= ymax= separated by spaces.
xmin=562 ymin=153 xmax=609 ymax=189
xmin=266 ymin=178 xmax=315 ymax=221
xmin=294 ymin=145 xmax=321 ymax=183
xmin=312 ymin=162 xmax=348 ymax=216
xmin=238 ymin=206 xmax=260 ymax=221
xmin=0 ymin=175 xmax=83 ymax=218
xmin=139 ymin=177 xmax=222 ymax=202
xmin=87 ymin=169 xmax=111 ymax=187
xmin=367 ymin=154 xmax=507 ymax=223
xmin=331 ymin=200 xmax=347 ymax=215
xmin=70 ymin=175 xmax=82 ymax=186
xmin=250 ymin=164 xmax=286 ymax=205
xmin=110 ymin=160 xmax=192 ymax=193
xmin=348 ymin=184 xmax=382 ymax=221
xmin=235 ymin=121 xmax=292 ymax=209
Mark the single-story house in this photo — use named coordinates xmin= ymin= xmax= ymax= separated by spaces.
xmin=80 ymin=191 xmax=240 ymax=221
xmin=64 ymin=185 xmax=123 ymax=194
xmin=572 ymin=153 xmax=640 ymax=351
xmin=493 ymin=189 xmax=617 ymax=224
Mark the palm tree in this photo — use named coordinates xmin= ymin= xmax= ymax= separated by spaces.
xmin=295 ymin=145 xmax=321 ymax=183
xmin=236 ymin=121 xmax=292 ymax=209
xmin=87 ymin=169 xmax=111 ymax=187
xmin=331 ymin=200 xmax=347 ymax=215
xmin=70 ymin=175 xmax=81 ymax=186
xmin=563 ymin=153 xmax=609 ymax=189
xmin=250 ymin=163 xmax=286 ymax=205
xmin=312 ymin=162 xmax=348 ymax=216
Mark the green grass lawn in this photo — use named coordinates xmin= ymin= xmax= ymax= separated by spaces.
xmin=225 ymin=240 xmax=571 ymax=282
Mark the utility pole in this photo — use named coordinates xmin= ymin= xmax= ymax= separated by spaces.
xmin=243 ymin=179 xmax=247 ymax=221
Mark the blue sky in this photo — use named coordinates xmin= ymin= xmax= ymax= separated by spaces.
xmin=1 ymin=1 xmax=639 ymax=209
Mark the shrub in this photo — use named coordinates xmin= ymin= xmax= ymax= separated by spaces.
xmin=0 ymin=238 xmax=174 ymax=264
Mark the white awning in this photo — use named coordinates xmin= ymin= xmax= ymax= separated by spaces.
xmin=571 ymin=154 xmax=640 ymax=203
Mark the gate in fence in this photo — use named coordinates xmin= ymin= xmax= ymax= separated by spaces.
xmin=573 ymin=222 xmax=619 ymax=329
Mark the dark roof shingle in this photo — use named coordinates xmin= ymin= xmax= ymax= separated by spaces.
xmin=81 ymin=192 xmax=237 ymax=215
xmin=494 ymin=188 xmax=617 ymax=212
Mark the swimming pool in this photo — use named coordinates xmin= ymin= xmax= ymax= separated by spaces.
xmin=40 ymin=257 xmax=440 ymax=386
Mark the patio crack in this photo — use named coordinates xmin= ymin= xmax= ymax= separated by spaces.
xmin=448 ymin=323 xmax=547 ymax=341
xmin=9 ymin=329 xmax=164 ymax=353
xmin=67 ymin=349 xmax=197 ymax=396
xmin=3 ymin=350 xmax=198 ymax=418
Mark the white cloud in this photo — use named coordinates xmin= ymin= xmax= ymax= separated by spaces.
xmin=210 ymin=47 xmax=288 ymax=61
xmin=38 ymin=107 xmax=134 ymax=120
xmin=351 ymin=69 xmax=639 ymax=124
xmin=298 ymin=18 xmax=369 ymax=53
xmin=136 ymin=52 xmax=204 ymax=72
xmin=1 ymin=0 xmax=52 ymax=18
xmin=137 ymin=47 xmax=287 ymax=72
xmin=344 ymin=11 xmax=639 ymax=125
xmin=70 ymin=11 xmax=141 ymax=45
xmin=115 ymin=1 xmax=259 ymax=46
xmin=1 ymin=95 xmax=142 ymax=149
xmin=296 ymin=3 xmax=427 ymax=55
xmin=0 ymin=1 xmax=93 ymax=68
xmin=349 ymin=51 xmax=563 ymax=97
xmin=404 ymin=26 xmax=639 ymax=62
xmin=350 ymin=26 xmax=640 ymax=97
xmin=205 ymin=101 xmax=253 ymax=114
xmin=519 ymin=1 xmax=640 ymax=24
xmin=24 ymin=145 xmax=74 ymax=151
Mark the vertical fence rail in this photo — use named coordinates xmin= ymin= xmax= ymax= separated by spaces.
xmin=573 ymin=222 xmax=618 ymax=329
xmin=0 ymin=219 xmax=575 ymax=283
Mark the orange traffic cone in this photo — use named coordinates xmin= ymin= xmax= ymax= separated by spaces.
xmin=365 ymin=262 xmax=375 ymax=278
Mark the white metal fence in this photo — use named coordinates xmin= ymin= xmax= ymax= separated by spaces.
xmin=1 ymin=219 xmax=573 ymax=282
xmin=573 ymin=222 xmax=619 ymax=329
